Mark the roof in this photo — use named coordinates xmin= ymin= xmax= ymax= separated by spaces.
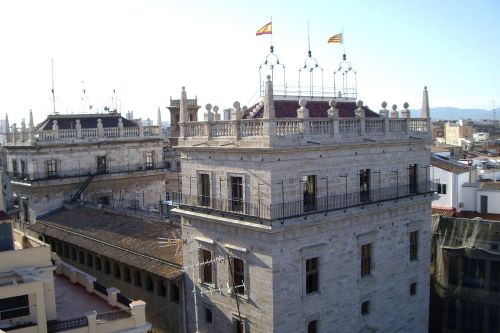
xmin=242 ymin=99 xmax=380 ymax=119
xmin=431 ymin=155 xmax=473 ymax=174
xmin=479 ymin=182 xmax=500 ymax=191
xmin=36 ymin=114 xmax=138 ymax=131
xmin=28 ymin=206 xmax=183 ymax=279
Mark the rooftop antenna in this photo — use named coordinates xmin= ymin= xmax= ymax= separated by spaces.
xmin=51 ymin=58 xmax=57 ymax=114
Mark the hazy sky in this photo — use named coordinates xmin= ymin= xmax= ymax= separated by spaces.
xmin=1 ymin=0 xmax=499 ymax=126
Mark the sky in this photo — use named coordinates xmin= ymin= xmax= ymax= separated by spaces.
xmin=1 ymin=0 xmax=499 ymax=126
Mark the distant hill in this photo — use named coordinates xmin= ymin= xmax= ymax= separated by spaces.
xmin=425 ymin=107 xmax=496 ymax=121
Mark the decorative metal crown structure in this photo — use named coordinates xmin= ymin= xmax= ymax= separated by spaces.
xmin=259 ymin=45 xmax=286 ymax=97
xmin=333 ymin=53 xmax=357 ymax=99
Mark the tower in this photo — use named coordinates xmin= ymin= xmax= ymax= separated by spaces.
xmin=173 ymin=77 xmax=435 ymax=332
xmin=167 ymin=88 xmax=200 ymax=146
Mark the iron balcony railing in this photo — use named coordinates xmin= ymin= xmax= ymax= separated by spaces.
xmin=47 ymin=317 xmax=88 ymax=333
xmin=171 ymin=181 xmax=436 ymax=221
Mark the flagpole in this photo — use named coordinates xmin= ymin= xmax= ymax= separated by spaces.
xmin=342 ymin=28 xmax=346 ymax=54
xmin=270 ymin=16 xmax=273 ymax=51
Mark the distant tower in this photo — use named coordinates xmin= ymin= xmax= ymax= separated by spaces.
xmin=167 ymin=87 xmax=200 ymax=145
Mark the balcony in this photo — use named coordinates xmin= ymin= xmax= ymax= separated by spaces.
xmin=171 ymin=181 xmax=436 ymax=223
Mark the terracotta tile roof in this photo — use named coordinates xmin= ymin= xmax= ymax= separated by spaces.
xmin=28 ymin=206 xmax=183 ymax=279
xmin=430 ymin=155 xmax=472 ymax=174
xmin=243 ymin=99 xmax=380 ymax=119
xmin=479 ymin=182 xmax=500 ymax=191
xmin=432 ymin=208 xmax=456 ymax=217
xmin=36 ymin=114 xmax=138 ymax=131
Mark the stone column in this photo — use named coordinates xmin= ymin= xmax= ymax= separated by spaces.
xmin=327 ymin=100 xmax=339 ymax=137
xmin=21 ymin=118 xmax=26 ymax=142
xmin=421 ymin=86 xmax=432 ymax=134
xmin=379 ymin=102 xmax=390 ymax=137
xmin=76 ymin=119 xmax=82 ymax=138
xmin=390 ymin=104 xmax=399 ymax=118
xmin=204 ymin=104 xmax=213 ymax=138
xmin=213 ymin=105 xmax=221 ymax=121
xmin=85 ymin=311 xmax=97 ymax=333
xmin=106 ymin=287 xmax=120 ymax=307
xmin=401 ymin=102 xmax=411 ymax=133
xmin=12 ymin=123 xmax=18 ymax=143
xmin=232 ymin=101 xmax=242 ymax=139
xmin=52 ymin=120 xmax=59 ymax=140
xmin=179 ymin=87 xmax=188 ymax=138
xmin=5 ymin=114 xmax=10 ymax=143
xmin=29 ymin=110 xmax=35 ymax=142
xmin=138 ymin=121 xmax=144 ymax=137
xmin=118 ymin=118 xmax=124 ymax=136
xmin=355 ymin=100 xmax=366 ymax=137
xmin=297 ymin=98 xmax=310 ymax=135
xmin=130 ymin=300 xmax=147 ymax=328
xmin=262 ymin=75 xmax=276 ymax=138
xmin=97 ymin=119 xmax=104 ymax=138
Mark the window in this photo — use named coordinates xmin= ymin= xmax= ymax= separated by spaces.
xmin=408 ymin=164 xmax=418 ymax=194
xmin=11 ymin=159 xmax=18 ymax=178
xmin=359 ymin=169 xmax=370 ymax=203
xmin=104 ymin=260 xmax=111 ymax=274
xmin=158 ymin=279 xmax=167 ymax=297
xmin=114 ymin=263 xmax=121 ymax=279
xmin=87 ymin=254 xmax=93 ymax=268
xmin=56 ymin=242 xmax=63 ymax=255
xmin=135 ymin=271 xmax=142 ymax=287
xmin=50 ymin=240 xmax=56 ymax=252
xmin=79 ymin=251 xmax=85 ymax=264
xmin=47 ymin=159 xmax=57 ymax=178
xmin=95 ymin=257 xmax=102 ymax=271
xmin=410 ymin=231 xmax=418 ymax=261
xmin=146 ymin=275 xmax=154 ymax=292
xmin=98 ymin=196 xmax=110 ymax=205
xmin=205 ymin=307 xmax=213 ymax=324
xmin=233 ymin=318 xmax=244 ymax=333
xmin=71 ymin=247 xmax=77 ymax=261
xmin=0 ymin=295 xmax=29 ymax=320
xmin=171 ymin=283 xmax=180 ymax=303
xmin=463 ymin=257 xmax=485 ymax=289
xmin=20 ymin=160 xmax=27 ymax=179
xmin=410 ymin=282 xmax=417 ymax=296
xmin=230 ymin=176 xmax=243 ymax=212
xmin=97 ymin=156 xmax=107 ymax=174
xmin=64 ymin=244 xmax=69 ymax=258
xmin=306 ymin=257 xmax=319 ymax=294
xmin=437 ymin=183 xmax=447 ymax=194
xmin=145 ymin=151 xmax=154 ymax=169
xmin=361 ymin=301 xmax=370 ymax=316
xmin=200 ymin=249 xmax=213 ymax=284
xmin=491 ymin=261 xmax=500 ymax=291
xmin=303 ymin=175 xmax=317 ymax=212
xmin=361 ymin=243 xmax=372 ymax=276
xmin=124 ymin=267 xmax=131 ymax=283
xmin=307 ymin=320 xmax=318 ymax=333
xmin=448 ymin=255 xmax=458 ymax=285
xmin=230 ymin=257 xmax=245 ymax=295
xmin=199 ymin=174 xmax=211 ymax=206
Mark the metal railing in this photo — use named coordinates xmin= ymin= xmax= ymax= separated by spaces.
xmin=47 ymin=317 xmax=88 ymax=333
xmin=171 ymin=181 xmax=436 ymax=221
xmin=96 ymin=309 xmax=132 ymax=322
xmin=93 ymin=281 xmax=108 ymax=295
xmin=117 ymin=293 xmax=133 ymax=307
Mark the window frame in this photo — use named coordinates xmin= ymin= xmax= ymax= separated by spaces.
xmin=361 ymin=243 xmax=372 ymax=277
xmin=47 ymin=159 xmax=58 ymax=178
xmin=409 ymin=231 xmax=419 ymax=261
xmin=145 ymin=151 xmax=154 ymax=170
xmin=96 ymin=155 xmax=107 ymax=174
xmin=361 ymin=300 xmax=370 ymax=316
xmin=303 ymin=175 xmax=317 ymax=212
xmin=305 ymin=257 xmax=319 ymax=295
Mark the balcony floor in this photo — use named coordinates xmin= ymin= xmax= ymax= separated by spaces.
xmin=54 ymin=273 xmax=114 ymax=320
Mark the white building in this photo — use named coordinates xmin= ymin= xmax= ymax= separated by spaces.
xmin=173 ymin=78 xmax=435 ymax=332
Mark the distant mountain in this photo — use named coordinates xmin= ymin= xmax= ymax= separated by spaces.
xmin=426 ymin=107 xmax=496 ymax=121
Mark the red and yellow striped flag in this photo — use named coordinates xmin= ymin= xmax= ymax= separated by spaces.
xmin=256 ymin=21 xmax=272 ymax=36
xmin=328 ymin=33 xmax=343 ymax=44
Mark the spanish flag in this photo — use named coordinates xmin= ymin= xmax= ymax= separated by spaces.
xmin=328 ymin=33 xmax=343 ymax=44
xmin=256 ymin=21 xmax=272 ymax=36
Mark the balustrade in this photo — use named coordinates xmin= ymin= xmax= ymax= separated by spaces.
xmin=276 ymin=119 xmax=301 ymax=136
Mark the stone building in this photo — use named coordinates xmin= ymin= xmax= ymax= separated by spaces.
xmin=173 ymin=78 xmax=435 ymax=332
xmin=430 ymin=215 xmax=500 ymax=333
xmin=2 ymin=112 xmax=165 ymax=222
xmin=26 ymin=204 xmax=185 ymax=333
xmin=0 ymin=213 xmax=151 ymax=333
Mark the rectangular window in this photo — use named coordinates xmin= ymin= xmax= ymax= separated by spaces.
xmin=200 ymin=249 xmax=213 ymax=284
xmin=145 ymin=151 xmax=154 ymax=169
xmin=307 ymin=320 xmax=318 ymax=333
xmin=47 ymin=159 xmax=57 ymax=178
xmin=359 ymin=169 xmax=370 ymax=203
xmin=463 ymin=257 xmax=485 ymax=289
xmin=71 ymin=247 xmax=77 ymax=261
xmin=408 ymin=164 xmax=418 ymax=194
xmin=491 ymin=261 xmax=500 ymax=292
xmin=361 ymin=301 xmax=370 ymax=316
xmin=306 ymin=257 xmax=319 ymax=294
xmin=11 ymin=159 xmax=18 ymax=178
xmin=104 ymin=260 xmax=111 ymax=274
xmin=146 ymin=275 xmax=154 ymax=292
xmin=231 ymin=257 xmax=245 ymax=295
xmin=87 ymin=254 xmax=93 ymax=268
xmin=0 ymin=295 xmax=30 ymax=320
xmin=410 ymin=231 xmax=418 ymax=261
xmin=79 ymin=251 xmax=85 ymax=264
xmin=95 ymin=257 xmax=102 ymax=271
xmin=361 ymin=243 xmax=372 ymax=276
xmin=158 ymin=279 xmax=167 ymax=297
xmin=437 ymin=183 xmax=447 ymax=194
xmin=124 ymin=267 xmax=131 ymax=283
xmin=114 ymin=263 xmax=121 ymax=279
xmin=135 ymin=271 xmax=142 ymax=287
xmin=199 ymin=174 xmax=211 ymax=206
xmin=205 ymin=308 xmax=213 ymax=324
xmin=410 ymin=282 xmax=417 ymax=296
xmin=448 ymin=255 xmax=458 ymax=285
xmin=64 ymin=244 xmax=70 ymax=258
xmin=97 ymin=156 xmax=107 ymax=174
xmin=303 ymin=175 xmax=317 ymax=212
xmin=170 ymin=283 xmax=180 ymax=303
xmin=230 ymin=176 xmax=243 ymax=212
xmin=20 ymin=160 xmax=27 ymax=179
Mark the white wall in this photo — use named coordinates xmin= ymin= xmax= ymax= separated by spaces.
xmin=477 ymin=190 xmax=500 ymax=214
xmin=461 ymin=186 xmax=478 ymax=212
xmin=431 ymin=167 xmax=453 ymax=209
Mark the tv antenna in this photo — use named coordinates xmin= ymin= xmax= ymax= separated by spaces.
xmin=51 ymin=58 xmax=57 ymax=114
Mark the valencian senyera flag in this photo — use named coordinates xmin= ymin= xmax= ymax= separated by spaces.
xmin=328 ymin=33 xmax=343 ymax=44
xmin=256 ymin=21 xmax=272 ymax=36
